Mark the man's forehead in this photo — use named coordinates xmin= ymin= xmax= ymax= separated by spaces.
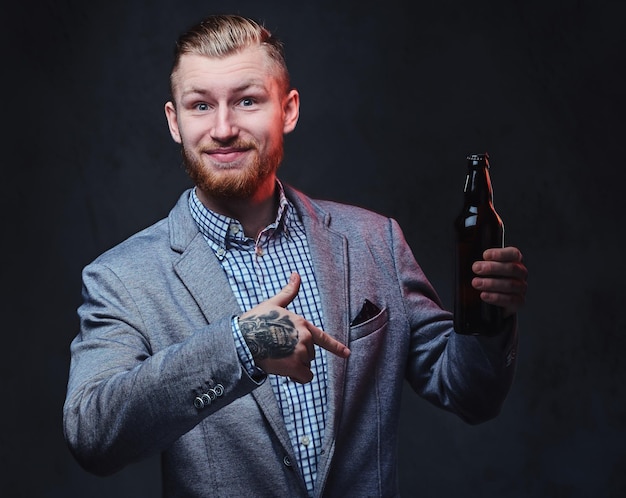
xmin=172 ymin=50 xmax=281 ymax=96
xmin=175 ymin=46 xmax=272 ymax=74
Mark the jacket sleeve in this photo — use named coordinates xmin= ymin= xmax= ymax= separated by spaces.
xmin=62 ymin=262 xmax=262 ymax=476
xmin=390 ymin=219 xmax=518 ymax=424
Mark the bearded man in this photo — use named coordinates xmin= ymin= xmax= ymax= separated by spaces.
xmin=64 ymin=14 xmax=528 ymax=498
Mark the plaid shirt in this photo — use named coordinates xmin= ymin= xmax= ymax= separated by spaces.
xmin=189 ymin=185 xmax=327 ymax=496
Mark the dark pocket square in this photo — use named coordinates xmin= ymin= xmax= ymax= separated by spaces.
xmin=350 ymin=299 xmax=381 ymax=326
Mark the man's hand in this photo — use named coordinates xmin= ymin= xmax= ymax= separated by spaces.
xmin=239 ymin=272 xmax=350 ymax=383
xmin=472 ymin=246 xmax=528 ymax=317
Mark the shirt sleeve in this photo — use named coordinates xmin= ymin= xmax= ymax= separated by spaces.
xmin=232 ymin=316 xmax=267 ymax=381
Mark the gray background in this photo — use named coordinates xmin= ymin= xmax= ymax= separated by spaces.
xmin=3 ymin=0 xmax=625 ymax=496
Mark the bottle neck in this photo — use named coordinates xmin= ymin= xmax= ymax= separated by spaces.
xmin=464 ymin=167 xmax=494 ymax=205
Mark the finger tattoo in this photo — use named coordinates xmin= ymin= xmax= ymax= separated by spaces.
xmin=240 ymin=311 xmax=298 ymax=360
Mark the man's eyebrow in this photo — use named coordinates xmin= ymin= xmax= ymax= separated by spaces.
xmin=180 ymin=87 xmax=207 ymax=98
xmin=232 ymin=81 xmax=269 ymax=93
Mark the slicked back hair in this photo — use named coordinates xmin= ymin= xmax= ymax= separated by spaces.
xmin=169 ymin=14 xmax=290 ymax=99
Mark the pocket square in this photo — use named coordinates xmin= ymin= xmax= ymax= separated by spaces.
xmin=350 ymin=299 xmax=381 ymax=326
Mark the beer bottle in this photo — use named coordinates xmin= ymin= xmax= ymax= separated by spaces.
xmin=454 ymin=153 xmax=504 ymax=336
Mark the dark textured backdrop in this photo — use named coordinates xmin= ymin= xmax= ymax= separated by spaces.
xmin=3 ymin=1 xmax=625 ymax=496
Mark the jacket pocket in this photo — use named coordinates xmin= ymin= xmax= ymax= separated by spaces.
xmin=348 ymin=307 xmax=388 ymax=341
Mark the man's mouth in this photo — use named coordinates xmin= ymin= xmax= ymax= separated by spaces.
xmin=205 ymin=147 xmax=251 ymax=164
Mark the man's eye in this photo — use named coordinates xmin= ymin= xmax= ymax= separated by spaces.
xmin=240 ymin=98 xmax=254 ymax=107
xmin=195 ymin=103 xmax=209 ymax=111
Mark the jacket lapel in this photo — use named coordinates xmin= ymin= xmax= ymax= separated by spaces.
xmin=287 ymin=188 xmax=350 ymax=489
xmin=173 ymin=232 xmax=240 ymax=322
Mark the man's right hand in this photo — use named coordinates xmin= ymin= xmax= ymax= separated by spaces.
xmin=238 ymin=272 xmax=350 ymax=383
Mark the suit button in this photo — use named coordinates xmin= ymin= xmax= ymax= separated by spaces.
xmin=193 ymin=397 xmax=205 ymax=409
xmin=214 ymin=384 xmax=224 ymax=396
xmin=201 ymin=393 xmax=212 ymax=405
xmin=283 ymin=456 xmax=292 ymax=467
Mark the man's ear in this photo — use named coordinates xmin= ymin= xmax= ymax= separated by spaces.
xmin=164 ymin=101 xmax=182 ymax=143
xmin=283 ymin=89 xmax=300 ymax=134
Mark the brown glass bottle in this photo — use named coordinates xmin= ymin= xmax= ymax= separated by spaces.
xmin=454 ymin=153 xmax=504 ymax=336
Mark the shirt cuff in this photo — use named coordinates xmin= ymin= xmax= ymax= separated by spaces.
xmin=232 ymin=316 xmax=266 ymax=381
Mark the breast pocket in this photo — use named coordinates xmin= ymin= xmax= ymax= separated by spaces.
xmin=348 ymin=307 xmax=389 ymax=341
xmin=346 ymin=307 xmax=390 ymax=385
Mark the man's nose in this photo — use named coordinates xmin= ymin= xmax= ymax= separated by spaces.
xmin=210 ymin=106 xmax=239 ymax=141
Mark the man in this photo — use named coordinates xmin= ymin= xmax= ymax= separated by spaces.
xmin=63 ymin=14 xmax=528 ymax=498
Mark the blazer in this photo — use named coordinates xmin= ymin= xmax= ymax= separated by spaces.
xmin=63 ymin=186 xmax=517 ymax=497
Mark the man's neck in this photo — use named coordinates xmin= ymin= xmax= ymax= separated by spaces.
xmin=196 ymin=180 xmax=278 ymax=239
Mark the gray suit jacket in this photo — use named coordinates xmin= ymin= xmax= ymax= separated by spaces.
xmin=64 ymin=186 xmax=517 ymax=497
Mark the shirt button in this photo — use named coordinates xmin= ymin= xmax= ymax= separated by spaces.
xmin=229 ymin=224 xmax=240 ymax=235
xmin=255 ymin=246 xmax=264 ymax=257
xmin=216 ymin=248 xmax=226 ymax=258
xmin=300 ymin=436 xmax=310 ymax=446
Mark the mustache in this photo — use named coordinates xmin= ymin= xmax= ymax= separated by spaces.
xmin=199 ymin=139 xmax=257 ymax=153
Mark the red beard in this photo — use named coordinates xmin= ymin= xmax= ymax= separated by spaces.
xmin=181 ymin=137 xmax=283 ymax=200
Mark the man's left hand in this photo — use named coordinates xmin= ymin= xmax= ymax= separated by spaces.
xmin=472 ymin=246 xmax=528 ymax=317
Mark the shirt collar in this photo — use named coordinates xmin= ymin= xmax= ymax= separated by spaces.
xmin=188 ymin=181 xmax=294 ymax=251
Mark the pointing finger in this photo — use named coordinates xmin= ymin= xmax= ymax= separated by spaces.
xmin=308 ymin=324 xmax=350 ymax=358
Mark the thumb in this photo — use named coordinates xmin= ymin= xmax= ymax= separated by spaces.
xmin=266 ymin=272 xmax=301 ymax=308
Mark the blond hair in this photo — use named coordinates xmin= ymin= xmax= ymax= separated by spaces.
xmin=170 ymin=14 xmax=290 ymax=97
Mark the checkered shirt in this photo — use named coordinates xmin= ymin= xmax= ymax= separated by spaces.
xmin=189 ymin=185 xmax=327 ymax=497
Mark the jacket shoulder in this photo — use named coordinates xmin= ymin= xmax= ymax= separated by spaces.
xmin=87 ymin=190 xmax=194 ymax=271
xmin=286 ymin=185 xmax=392 ymax=230
xmin=88 ymin=218 xmax=170 ymax=270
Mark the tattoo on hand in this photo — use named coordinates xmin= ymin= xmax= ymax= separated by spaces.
xmin=240 ymin=310 xmax=298 ymax=360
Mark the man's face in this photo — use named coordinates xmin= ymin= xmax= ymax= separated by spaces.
xmin=165 ymin=46 xmax=299 ymax=201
